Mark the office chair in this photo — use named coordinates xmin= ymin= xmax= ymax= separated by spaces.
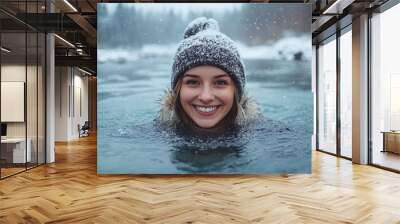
xmin=79 ymin=121 xmax=90 ymax=138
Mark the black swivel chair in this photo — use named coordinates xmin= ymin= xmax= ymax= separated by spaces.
xmin=79 ymin=121 xmax=90 ymax=138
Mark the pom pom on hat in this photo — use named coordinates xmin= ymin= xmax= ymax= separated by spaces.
xmin=183 ymin=17 xmax=220 ymax=39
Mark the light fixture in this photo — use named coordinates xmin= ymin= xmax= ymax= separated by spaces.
xmin=1 ymin=47 xmax=11 ymax=53
xmin=78 ymin=67 xmax=92 ymax=76
xmin=54 ymin=34 xmax=75 ymax=48
xmin=63 ymin=0 xmax=78 ymax=12
xmin=76 ymin=48 xmax=86 ymax=55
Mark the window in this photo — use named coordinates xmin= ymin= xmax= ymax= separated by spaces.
xmin=317 ymin=37 xmax=337 ymax=154
xmin=371 ymin=3 xmax=400 ymax=171
xmin=339 ymin=29 xmax=352 ymax=158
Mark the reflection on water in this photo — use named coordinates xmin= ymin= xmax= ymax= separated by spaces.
xmin=98 ymin=57 xmax=313 ymax=174
xmin=171 ymin=145 xmax=245 ymax=173
xmin=167 ymin=124 xmax=250 ymax=172
xmin=166 ymin=119 xmax=295 ymax=173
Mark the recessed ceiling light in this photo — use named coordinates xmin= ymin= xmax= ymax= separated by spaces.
xmin=54 ymin=34 xmax=75 ymax=48
xmin=63 ymin=0 xmax=78 ymax=12
xmin=1 ymin=47 xmax=11 ymax=53
xmin=322 ymin=0 xmax=354 ymax=15
xmin=78 ymin=67 xmax=92 ymax=76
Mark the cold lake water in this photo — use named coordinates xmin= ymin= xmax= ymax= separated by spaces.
xmin=98 ymin=56 xmax=313 ymax=174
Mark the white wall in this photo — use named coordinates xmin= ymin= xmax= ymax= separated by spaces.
xmin=1 ymin=65 xmax=26 ymax=81
xmin=55 ymin=66 xmax=69 ymax=141
xmin=72 ymin=73 xmax=89 ymax=137
xmin=55 ymin=67 xmax=89 ymax=141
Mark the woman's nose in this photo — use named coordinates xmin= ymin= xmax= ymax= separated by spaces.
xmin=198 ymin=86 xmax=214 ymax=103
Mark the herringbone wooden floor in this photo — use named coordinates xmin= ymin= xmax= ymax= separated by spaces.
xmin=1 ymin=134 xmax=400 ymax=224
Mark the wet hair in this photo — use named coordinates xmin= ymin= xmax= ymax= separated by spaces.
xmin=173 ymin=78 xmax=239 ymax=132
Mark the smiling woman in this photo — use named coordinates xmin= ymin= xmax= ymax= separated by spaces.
xmin=158 ymin=17 xmax=261 ymax=132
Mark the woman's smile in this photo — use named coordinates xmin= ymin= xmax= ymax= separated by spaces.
xmin=193 ymin=104 xmax=220 ymax=115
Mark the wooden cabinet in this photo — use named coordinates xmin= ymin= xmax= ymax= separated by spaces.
xmin=382 ymin=132 xmax=400 ymax=154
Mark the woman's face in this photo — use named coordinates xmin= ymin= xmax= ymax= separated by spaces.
xmin=179 ymin=65 xmax=236 ymax=129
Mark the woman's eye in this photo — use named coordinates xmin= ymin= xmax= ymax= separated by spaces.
xmin=215 ymin=80 xmax=228 ymax=86
xmin=185 ymin=79 xmax=199 ymax=85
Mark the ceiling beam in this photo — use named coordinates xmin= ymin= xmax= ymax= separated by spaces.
xmin=55 ymin=55 xmax=96 ymax=73
xmin=67 ymin=13 xmax=97 ymax=39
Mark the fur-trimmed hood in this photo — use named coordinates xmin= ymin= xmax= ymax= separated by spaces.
xmin=157 ymin=89 xmax=262 ymax=127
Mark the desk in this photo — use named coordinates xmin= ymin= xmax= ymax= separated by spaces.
xmin=1 ymin=138 xmax=31 ymax=163
xmin=381 ymin=131 xmax=400 ymax=154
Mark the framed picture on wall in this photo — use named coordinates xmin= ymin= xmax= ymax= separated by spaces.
xmin=97 ymin=3 xmax=313 ymax=174
xmin=1 ymin=81 xmax=25 ymax=122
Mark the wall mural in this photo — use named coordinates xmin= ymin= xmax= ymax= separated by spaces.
xmin=97 ymin=3 xmax=312 ymax=174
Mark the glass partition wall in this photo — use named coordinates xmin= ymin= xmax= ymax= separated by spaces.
xmin=370 ymin=3 xmax=400 ymax=171
xmin=0 ymin=1 xmax=46 ymax=179
xmin=0 ymin=30 xmax=27 ymax=177
xmin=316 ymin=27 xmax=352 ymax=159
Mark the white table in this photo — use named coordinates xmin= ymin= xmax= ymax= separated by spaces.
xmin=1 ymin=138 xmax=31 ymax=163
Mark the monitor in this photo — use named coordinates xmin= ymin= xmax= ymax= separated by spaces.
xmin=1 ymin=123 xmax=7 ymax=137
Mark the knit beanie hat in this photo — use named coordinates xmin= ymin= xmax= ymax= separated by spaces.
xmin=171 ymin=17 xmax=246 ymax=99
